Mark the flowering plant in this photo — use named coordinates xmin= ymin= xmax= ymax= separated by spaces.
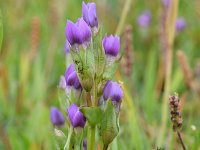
xmin=50 ymin=1 xmax=123 ymax=150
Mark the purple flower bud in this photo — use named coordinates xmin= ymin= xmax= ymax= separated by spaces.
xmin=175 ymin=18 xmax=186 ymax=32
xmin=67 ymin=103 xmax=86 ymax=128
xmin=102 ymin=35 xmax=120 ymax=57
xmin=65 ymin=19 xmax=91 ymax=47
xmin=137 ymin=11 xmax=151 ymax=28
xmin=76 ymin=17 xmax=92 ymax=47
xmin=65 ymin=64 xmax=82 ymax=89
xmin=162 ymin=0 xmax=170 ymax=8
xmin=103 ymin=81 xmax=123 ymax=102
xmin=66 ymin=20 xmax=82 ymax=46
xmin=82 ymin=1 xmax=98 ymax=29
xmin=58 ymin=75 xmax=67 ymax=89
xmin=50 ymin=107 xmax=65 ymax=126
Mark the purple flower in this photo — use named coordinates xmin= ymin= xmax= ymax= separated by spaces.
xmin=103 ymin=81 xmax=123 ymax=102
xmin=65 ymin=18 xmax=91 ymax=47
xmin=76 ymin=17 xmax=92 ymax=47
xmin=66 ymin=20 xmax=82 ymax=46
xmin=137 ymin=11 xmax=151 ymax=28
xmin=82 ymin=1 xmax=98 ymax=29
xmin=67 ymin=103 xmax=86 ymax=128
xmin=102 ymin=35 xmax=120 ymax=57
xmin=65 ymin=64 xmax=82 ymax=89
xmin=175 ymin=18 xmax=186 ymax=32
xmin=50 ymin=107 xmax=65 ymax=126
xmin=162 ymin=0 xmax=170 ymax=8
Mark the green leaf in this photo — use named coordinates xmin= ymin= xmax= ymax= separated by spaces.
xmin=0 ymin=10 xmax=3 ymax=52
xmin=103 ymin=61 xmax=119 ymax=80
xmin=100 ymin=100 xmax=119 ymax=147
xmin=93 ymin=31 xmax=106 ymax=76
xmin=79 ymin=106 xmax=103 ymax=127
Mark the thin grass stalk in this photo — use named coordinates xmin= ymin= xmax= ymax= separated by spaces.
xmin=115 ymin=0 xmax=133 ymax=36
xmin=157 ymin=0 xmax=179 ymax=147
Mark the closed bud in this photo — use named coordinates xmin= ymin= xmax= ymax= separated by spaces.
xmin=76 ymin=17 xmax=92 ymax=48
xmin=65 ymin=20 xmax=82 ymax=46
xmin=65 ymin=18 xmax=91 ymax=49
xmin=50 ymin=107 xmax=65 ymax=127
xmin=103 ymin=80 xmax=123 ymax=103
xmin=103 ymin=35 xmax=120 ymax=57
xmin=82 ymin=2 xmax=98 ymax=31
xmin=67 ymin=103 xmax=86 ymax=128
xmin=65 ymin=64 xmax=82 ymax=90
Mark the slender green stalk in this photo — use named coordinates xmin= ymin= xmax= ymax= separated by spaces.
xmin=87 ymin=73 xmax=97 ymax=150
xmin=87 ymin=126 xmax=96 ymax=150
xmin=157 ymin=0 xmax=179 ymax=146
xmin=115 ymin=0 xmax=133 ymax=35
xmin=64 ymin=126 xmax=73 ymax=150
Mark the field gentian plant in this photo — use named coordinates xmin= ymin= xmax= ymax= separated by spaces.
xmin=50 ymin=1 xmax=123 ymax=150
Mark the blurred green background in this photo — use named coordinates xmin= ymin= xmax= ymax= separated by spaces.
xmin=0 ymin=0 xmax=200 ymax=149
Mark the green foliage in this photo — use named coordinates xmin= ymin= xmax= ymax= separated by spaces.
xmin=80 ymin=107 xmax=103 ymax=127
xmin=0 ymin=0 xmax=200 ymax=149
xmin=100 ymin=100 xmax=119 ymax=147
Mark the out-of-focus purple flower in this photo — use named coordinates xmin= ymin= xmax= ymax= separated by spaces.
xmin=58 ymin=75 xmax=67 ymax=89
xmin=137 ymin=11 xmax=151 ymax=28
xmin=175 ymin=18 xmax=186 ymax=32
xmin=50 ymin=107 xmax=65 ymax=126
xmin=103 ymin=80 xmax=123 ymax=102
xmin=67 ymin=103 xmax=86 ymax=128
xmin=162 ymin=0 xmax=170 ymax=8
xmin=64 ymin=40 xmax=70 ymax=54
xmin=65 ymin=64 xmax=82 ymax=89
xmin=65 ymin=18 xmax=91 ymax=47
xmin=82 ymin=2 xmax=98 ymax=29
xmin=102 ymin=35 xmax=120 ymax=57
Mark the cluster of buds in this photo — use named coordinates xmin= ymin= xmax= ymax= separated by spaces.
xmin=50 ymin=1 xmax=123 ymax=150
xmin=169 ymin=93 xmax=183 ymax=131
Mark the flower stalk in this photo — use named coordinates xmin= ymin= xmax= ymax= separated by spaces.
xmin=87 ymin=126 xmax=96 ymax=150
xmin=64 ymin=126 xmax=74 ymax=150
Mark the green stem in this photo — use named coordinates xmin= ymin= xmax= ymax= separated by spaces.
xmin=103 ymin=144 xmax=108 ymax=150
xmin=87 ymin=126 xmax=96 ymax=150
xmin=64 ymin=126 xmax=73 ymax=150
